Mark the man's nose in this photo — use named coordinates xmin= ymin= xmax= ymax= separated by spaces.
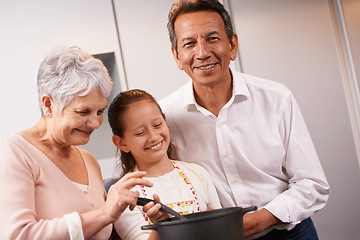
xmin=195 ymin=40 xmax=211 ymax=59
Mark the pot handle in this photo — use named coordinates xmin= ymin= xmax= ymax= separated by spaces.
xmin=242 ymin=206 xmax=257 ymax=214
xmin=137 ymin=197 xmax=186 ymax=220
xmin=141 ymin=224 xmax=158 ymax=231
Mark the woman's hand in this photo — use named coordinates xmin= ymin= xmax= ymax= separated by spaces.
xmin=81 ymin=171 xmax=153 ymax=238
xmin=101 ymin=171 xmax=153 ymax=223
xmin=142 ymin=194 xmax=171 ymax=224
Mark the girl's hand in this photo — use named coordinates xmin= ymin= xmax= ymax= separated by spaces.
xmin=101 ymin=171 xmax=153 ymax=222
xmin=142 ymin=194 xmax=172 ymax=223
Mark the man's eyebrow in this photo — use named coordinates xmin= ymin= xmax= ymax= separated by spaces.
xmin=180 ymin=31 xmax=220 ymax=42
xmin=180 ymin=36 xmax=194 ymax=43
xmin=206 ymin=31 xmax=220 ymax=36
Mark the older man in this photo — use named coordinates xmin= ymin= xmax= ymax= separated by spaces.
xmin=160 ymin=0 xmax=329 ymax=239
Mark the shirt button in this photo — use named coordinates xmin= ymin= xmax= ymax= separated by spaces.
xmin=84 ymin=191 xmax=88 ymax=195
xmin=91 ymin=203 xmax=95 ymax=208
xmin=232 ymin=178 xmax=237 ymax=183
xmin=218 ymin=123 xmax=222 ymax=128
xmin=223 ymin=153 xmax=229 ymax=158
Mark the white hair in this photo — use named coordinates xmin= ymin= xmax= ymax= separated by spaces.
xmin=37 ymin=46 xmax=113 ymax=115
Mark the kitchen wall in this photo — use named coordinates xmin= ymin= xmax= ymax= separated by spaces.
xmin=0 ymin=0 xmax=359 ymax=239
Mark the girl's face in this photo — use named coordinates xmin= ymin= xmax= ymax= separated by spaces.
xmin=116 ymin=100 xmax=171 ymax=165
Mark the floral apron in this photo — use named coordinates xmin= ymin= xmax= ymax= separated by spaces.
xmin=139 ymin=161 xmax=200 ymax=223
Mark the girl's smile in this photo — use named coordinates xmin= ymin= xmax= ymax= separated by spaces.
xmin=147 ymin=140 xmax=163 ymax=150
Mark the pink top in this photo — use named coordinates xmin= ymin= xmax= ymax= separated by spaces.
xmin=0 ymin=134 xmax=112 ymax=239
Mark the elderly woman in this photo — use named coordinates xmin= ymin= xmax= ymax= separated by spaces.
xmin=0 ymin=46 xmax=152 ymax=240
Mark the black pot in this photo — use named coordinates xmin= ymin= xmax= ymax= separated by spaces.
xmin=137 ymin=197 xmax=256 ymax=240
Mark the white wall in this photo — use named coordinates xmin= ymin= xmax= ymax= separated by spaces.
xmin=342 ymin=0 xmax=360 ymax=82
xmin=1 ymin=0 xmax=359 ymax=239
xmin=0 ymin=0 xmax=123 ymax=134
xmin=112 ymin=0 xmax=188 ymax=101
xmin=229 ymin=0 xmax=360 ymax=239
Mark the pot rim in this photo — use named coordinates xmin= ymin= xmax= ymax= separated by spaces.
xmin=154 ymin=207 xmax=245 ymax=227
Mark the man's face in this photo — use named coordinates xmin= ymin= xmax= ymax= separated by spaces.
xmin=172 ymin=10 xmax=238 ymax=88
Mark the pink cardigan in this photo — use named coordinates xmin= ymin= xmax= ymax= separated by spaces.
xmin=0 ymin=134 xmax=112 ymax=239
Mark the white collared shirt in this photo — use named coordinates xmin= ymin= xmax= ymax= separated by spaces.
xmin=159 ymin=69 xmax=329 ymax=231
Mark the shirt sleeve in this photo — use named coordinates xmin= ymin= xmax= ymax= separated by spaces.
xmin=114 ymin=206 xmax=150 ymax=240
xmin=264 ymin=93 xmax=329 ymax=230
xmin=0 ymin=137 xmax=71 ymax=239
xmin=64 ymin=212 xmax=84 ymax=240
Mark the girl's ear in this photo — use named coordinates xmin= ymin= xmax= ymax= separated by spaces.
xmin=112 ymin=135 xmax=130 ymax=153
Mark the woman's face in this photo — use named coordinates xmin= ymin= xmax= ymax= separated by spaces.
xmin=118 ymin=100 xmax=170 ymax=165
xmin=49 ymin=89 xmax=108 ymax=147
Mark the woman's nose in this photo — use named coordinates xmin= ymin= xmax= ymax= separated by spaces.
xmin=86 ymin=115 xmax=103 ymax=129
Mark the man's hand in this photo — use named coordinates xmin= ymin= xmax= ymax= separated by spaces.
xmin=243 ymin=208 xmax=281 ymax=238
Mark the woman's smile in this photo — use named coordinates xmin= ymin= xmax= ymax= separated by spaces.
xmin=75 ymin=128 xmax=93 ymax=135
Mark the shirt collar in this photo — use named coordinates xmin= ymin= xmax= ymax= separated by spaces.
xmin=232 ymin=68 xmax=250 ymax=97
xmin=182 ymin=79 xmax=196 ymax=108
xmin=182 ymin=67 xmax=250 ymax=110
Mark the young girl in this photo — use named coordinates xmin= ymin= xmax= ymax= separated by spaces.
xmin=108 ymin=89 xmax=222 ymax=240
